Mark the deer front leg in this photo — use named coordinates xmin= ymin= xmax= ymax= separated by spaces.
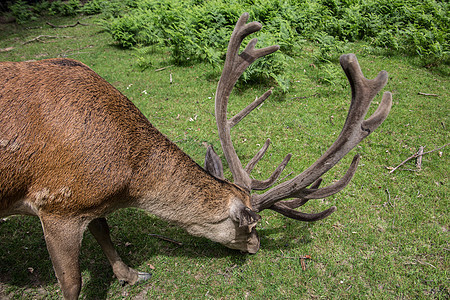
xmin=88 ymin=218 xmax=151 ymax=286
xmin=40 ymin=215 xmax=87 ymax=300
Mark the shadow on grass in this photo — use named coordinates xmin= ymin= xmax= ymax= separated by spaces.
xmin=0 ymin=208 xmax=311 ymax=298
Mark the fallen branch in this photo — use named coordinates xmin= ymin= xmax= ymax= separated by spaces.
xmin=148 ymin=233 xmax=183 ymax=246
xmin=415 ymin=259 xmax=437 ymax=269
xmin=155 ymin=65 xmax=174 ymax=72
xmin=389 ymin=143 xmax=449 ymax=173
xmin=279 ymin=250 xmax=311 ymax=270
xmin=46 ymin=21 xmax=88 ymax=28
xmin=384 ymin=188 xmax=394 ymax=208
xmin=416 ymin=146 xmax=424 ymax=170
xmin=291 ymin=93 xmax=318 ymax=100
xmin=0 ymin=47 xmax=14 ymax=52
xmin=23 ymin=35 xmax=72 ymax=45
xmin=418 ymin=92 xmax=439 ymax=97
xmin=59 ymin=45 xmax=94 ymax=57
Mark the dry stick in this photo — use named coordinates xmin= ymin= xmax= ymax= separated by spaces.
xmin=385 ymin=188 xmax=393 ymax=208
xmin=148 ymin=233 xmax=183 ymax=246
xmin=0 ymin=47 xmax=14 ymax=52
xmin=389 ymin=143 xmax=450 ymax=173
xmin=59 ymin=45 xmax=94 ymax=57
xmin=23 ymin=35 xmax=72 ymax=45
xmin=155 ymin=65 xmax=174 ymax=72
xmin=418 ymin=92 xmax=439 ymax=97
xmin=415 ymin=259 xmax=437 ymax=269
xmin=291 ymin=93 xmax=318 ymax=100
xmin=416 ymin=146 xmax=424 ymax=170
xmin=46 ymin=21 xmax=88 ymax=28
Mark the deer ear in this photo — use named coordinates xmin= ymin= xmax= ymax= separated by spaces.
xmin=230 ymin=200 xmax=261 ymax=228
xmin=204 ymin=146 xmax=225 ymax=180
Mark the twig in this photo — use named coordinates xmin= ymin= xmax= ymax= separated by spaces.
xmin=400 ymin=168 xmax=419 ymax=172
xmin=416 ymin=146 xmax=424 ymax=170
xmin=388 ymin=143 xmax=449 ymax=173
xmin=291 ymin=93 xmax=318 ymax=100
xmin=148 ymin=233 xmax=183 ymax=246
xmin=0 ymin=47 xmax=14 ymax=52
xmin=23 ymin=35 xmax=72 ymax=45
xmin=415 ymin=259 xmax=437 ymax=269
xmin=418 ymin=92 xmax=439 ymax=97
xmin=169 ymin=73 xmax=173 ymax=84
xmin=46 ymin=21 xmax=89 ymax=28
xmin=58 ymin=45 xmax=94 ymax=57
xmin=384 ymin=188 xmax=394 ymax=208
xmin=279 ymin=251 xmax=311 ymax=270
xmin=155 ymin=65 xmax=174 ymax=72
xmin=300 ymin=257 xmax=307 ymax=270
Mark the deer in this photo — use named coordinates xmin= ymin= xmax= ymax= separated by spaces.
xmin=0 ymin=13 xmax=392 ymax=299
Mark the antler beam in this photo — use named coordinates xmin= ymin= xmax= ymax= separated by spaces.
xmin=215 ymin=12 xmax=290 ymax=191
xmin=251 ymin=54 xmax=392 ymax=219
xmin=214 ymin=13 xmax=392 ymax=222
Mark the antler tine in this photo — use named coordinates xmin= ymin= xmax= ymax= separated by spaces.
xmin=270 ymin=202 xmax=337 ymax=222
xmin=285 ymin=154 xmax=360 ymax=201
xmin=252 ymin=54 xmax=392 ymax=213
xmin=215 ymin=12 xmax=282 ymax=191
xmin=245 ymin=138 xmax=271 ymax=174
xmin=281 ymin=177 xmax=324 ymax=210
xmin=229 ymin=89 xmax=273 ymax=128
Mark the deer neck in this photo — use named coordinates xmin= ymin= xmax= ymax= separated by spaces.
xmin=128 ymin=132 xmax=238 ymax=227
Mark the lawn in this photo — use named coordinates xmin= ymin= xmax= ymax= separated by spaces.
xmin=0 ymin=8 xmax=448 ymax=300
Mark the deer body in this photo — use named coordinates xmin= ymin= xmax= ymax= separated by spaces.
xmin=0 ymin=13 xmax=392 ymax=299
xmin=1 ymin=58 xmax=259 ymax=299
xmin=0 ymin=59 xmax=239 ymax=219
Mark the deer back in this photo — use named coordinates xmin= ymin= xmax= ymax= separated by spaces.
xmin=0 ymin=59 xmax=249 ymax=224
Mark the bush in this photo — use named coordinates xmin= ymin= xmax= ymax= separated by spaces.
xmin=49 ymin=0 xmax=81 ymax=16
xmin=9 ymin=0 xmax=36 ymax=24
xmin=5 ymin=0 xmax=448 ymax=87
xmin=99 ymin=0 xmax=448 ymax=89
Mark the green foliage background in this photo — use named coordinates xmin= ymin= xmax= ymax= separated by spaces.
xmin=5 ymin=0 xmax=449 ymax=90
xmin=100 ymin=0 xmax=449 ymax=89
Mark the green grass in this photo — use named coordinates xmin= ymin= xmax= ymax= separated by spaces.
xmin=0 ymin=12 xmax=449 ymax=299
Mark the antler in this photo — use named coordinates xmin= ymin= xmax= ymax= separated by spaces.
xmin=213 ymin=13 xmax=392 ymax=222
xmin=214 ymin=12 xmax=291 ymax=191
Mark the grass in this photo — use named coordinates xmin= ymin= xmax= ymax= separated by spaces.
xmin=0 ymin=12 xmax=449 ymax=299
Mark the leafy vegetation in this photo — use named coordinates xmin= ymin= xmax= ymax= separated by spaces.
xmin=97 ymin=0 xmax=449 ymax=74
xmin=3 ymin=0 xmax=448 ymax=90
xmin=0 ymin=1 xmax=449 ymax=299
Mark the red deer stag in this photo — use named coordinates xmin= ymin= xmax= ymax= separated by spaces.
xmin=0 ymin=13 xmax=392 ymax=299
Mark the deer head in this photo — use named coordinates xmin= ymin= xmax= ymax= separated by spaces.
xmin=206 ymin=12 xmax=392 ymax=226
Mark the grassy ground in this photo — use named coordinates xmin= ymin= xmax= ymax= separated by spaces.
xmin=0 ymin=12 xmax=448 ymax=299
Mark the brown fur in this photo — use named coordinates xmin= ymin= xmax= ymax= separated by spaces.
xmin=0 ymin=59 xmax=259 ymax=299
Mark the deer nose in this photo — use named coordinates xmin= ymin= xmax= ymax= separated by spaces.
xmin=247 ymin=229 xmax=260 ymax=254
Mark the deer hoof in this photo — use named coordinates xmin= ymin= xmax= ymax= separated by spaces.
xmin=118 ymin=272 xmax=151 ymax=287
xmin=137 ymin=272 xmax=152 ymax=283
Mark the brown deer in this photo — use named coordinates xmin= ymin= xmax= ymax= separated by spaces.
xmin=0 ymin=13 xmax=392 ymax=299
